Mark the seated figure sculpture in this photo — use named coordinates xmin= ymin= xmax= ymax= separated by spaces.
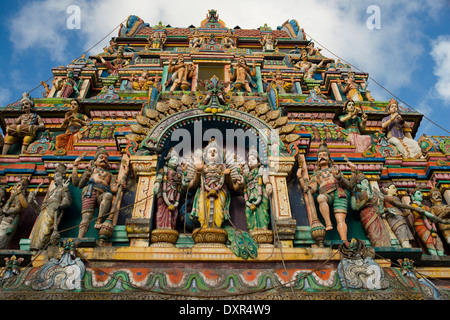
xmin=2 ymin=93 xmax=45 ymax=155
xmin=381 ymin=99 xmax=421 ymax=159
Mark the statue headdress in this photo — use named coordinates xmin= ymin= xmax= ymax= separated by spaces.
xmin=316 ymin=141 xmax=333 ymax=169
xmin=386 ymin=98 xmax=398 ymax=112
xmin=95 ymin=144 xmax=109 ymax=160
xmin=203 ymin=138 xmax=224 ymax=163
xmin=20 ymin=92 xmax=34 ymax=109
xmin=54 ymin=163 xmax=67 ymax=176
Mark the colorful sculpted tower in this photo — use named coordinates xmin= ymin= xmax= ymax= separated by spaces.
xmin=0 ymin=10 xmax=448 ymax=301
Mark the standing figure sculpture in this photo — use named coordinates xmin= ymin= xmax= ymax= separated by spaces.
xmin=380 ymin=183 xmax=414 ymax=248
xmin=350 ymin=173 xmax=391 ymax=247
xmin=54 ymin=99 xmax=90 ymax=155
xmin=339 ymin=100 xmax=371 ymax=153
xmin=188 ymin=139 xmax=242 ymax=229
xmin=410 ymin=189 xmax=445 ymax=256
xmin=165 ymin=54 xmax=195 ymax=92
xmin=242 ymin=146 xmax=272 ymax=232
xmin=29 ymin=164 xmax=71 ymax=250
xmin=72 ymin=146 xmax=127 ymax=238
xmin=153 ymin=150 xmax=188 ymax=229
xmin=299 ymin=143 xmax=356 ymax=244
xmin=429 ymin=188 xmax=450 ymax=245
xmin=228 ymin=55 xmax=257 ymax=93
xmin=2 ymin=93 xmax=45 ymax=155
xmin=381 ymin=98 xmax=421 ymax=159
xmin=0 ymin=178 xmax=31 ymax=249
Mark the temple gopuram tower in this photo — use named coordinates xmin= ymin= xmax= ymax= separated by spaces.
xmin=0 ymin=10 xmax=448 ymax=301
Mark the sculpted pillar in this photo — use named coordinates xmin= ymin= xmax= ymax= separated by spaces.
xmin=126 ymin=155 xmax=158 ymax=247
xmin=268 ymin=155 xmax=297 ymax=247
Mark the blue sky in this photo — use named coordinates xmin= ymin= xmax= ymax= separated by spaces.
xmin=1 ymin=0 xmax=449 ymax=138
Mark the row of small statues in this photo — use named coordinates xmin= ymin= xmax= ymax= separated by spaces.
xmin=0 ymin=140 xmax=448 ymax=256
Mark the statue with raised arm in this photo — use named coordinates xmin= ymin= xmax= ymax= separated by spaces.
xmin=379 ymin=183 xmax=414 ymax=248
xmin=429 ymin=188 xmax=450 ymax=246
xmin=99 ymin=46 xmax=129 ymax=76
xmin=165 ymin=54 xmax=195 ymax=92
xmin=294 ymin=49 xmax=325 ymax=80
xmin=410 ymin=188 xmax=446 ymax=256
xmin=29 ymin=164 xmax=71 ymax=250
xmin=2 ymin=93 xmax=45 ymax=155
xmin=299 ymin=143 xmax=356 ymax=244
xmin=381 ymin=98 xmax=421 ymax=159
xmin=242 ymin=146 xmax=272 ymax=232
xmin=71 ymin=146 xmax=126 ymax=238
xmin=188 ymin=139 xmax=242 ymax=229
xmin=350 ymin=173 xmax=391 ymax=247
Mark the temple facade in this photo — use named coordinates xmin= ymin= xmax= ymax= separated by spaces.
xmin=0 ymin=10 xmax=448 ymax=300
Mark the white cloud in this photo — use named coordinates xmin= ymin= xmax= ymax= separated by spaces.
xmin=0 ymin=88 xmax=12 ymax=107
xmin=8 ymin=0 xmax=75 ymax=62
xmin=430 ymin=35 xmax=450 ymax=103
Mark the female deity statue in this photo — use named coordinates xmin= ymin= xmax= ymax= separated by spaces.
xmin=350 ymin=173 xmax=391 ymax=247
xmin=338 ymin=73 xmax=364 ymax=102
xmin=188 ymin=139 xmax=242 ymax=229
xmin=54 ymin=99 xmax=90 ymax=155
xmin=410 ymin=189 xmax=445 ymax=256
xmin=153 ymin=150 xmax=188 ymax=229
xmin=29 ymin=164 xmax=71 ymax=250
xmin=242 ymin=146 xmax=272 ymax=232
xmin=339 ymin=100 xmax=372 ymax=153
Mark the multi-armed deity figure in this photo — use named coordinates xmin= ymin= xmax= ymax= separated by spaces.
xmin=153 ymin=149 xmax=189 ymax=230
xmin=298 ymin=142 xmax=356 ymax=244
xmin=242 ymin=146 xmax=273 ymax=232
xmin=351 ymin=173 xmax=391 ymax=247
xmin=165 ymin=54 xmax=195 ymax=92
xmin=228 ymin=55 xmax=257 ymax=93
xmin=429 ymin=188 xmax=450 ymax=246
xmin=410 ymin=188 xmax=445 ymax=256
xmin=188 ymin=139 xmax=242 ymax=229
xmin=54 ymin=99 xmax=90 ymax=155
xmin=381 ymin=98 xmax=421 ymax=159
xmin=2 ymin=93 xmax=45 ymax=155
xmin=339 ymin=100 xmax=371 ymax=153
xmin=72 ymin=145 xmax=127 ymax=238
xmin=29 ymin=164 xmax=71 ymax=250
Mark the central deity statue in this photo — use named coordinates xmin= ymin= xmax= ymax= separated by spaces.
xmin=188 ymin=139 xmax=242 ymax=229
